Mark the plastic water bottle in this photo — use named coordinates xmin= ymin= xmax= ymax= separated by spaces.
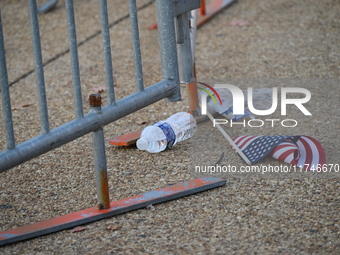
xmin=136 ymin=112 xmax=197 ymax=153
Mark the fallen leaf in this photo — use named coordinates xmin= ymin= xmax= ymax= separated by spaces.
xmin=136 ymin=120 xmax=148 ymax=125
xmin=92 ymin=84 xmax=107 ymax=93
xmin=148 ymin=24 xmax=158 ymax=30
xmin=11 ymin=102 xmax=34 ymax=111
xmin=70 ymin=226 xmax=87 ymax=233
xmin=228 ymin=20 xmax=250 ymax=27
xmin=106 ymin=223 xmax=124 ymax=231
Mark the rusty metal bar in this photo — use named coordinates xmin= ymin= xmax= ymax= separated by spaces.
xmin=89 ymin=94 xmax=110 ymax=210
xmin=188 ymin=9 xmax=200 ymax=115
xmin=200 ymin=0 xmax=206 ymax=16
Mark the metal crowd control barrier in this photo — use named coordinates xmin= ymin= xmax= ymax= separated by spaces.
xmin=0 ymin=0 xmax=227 ymax=246
xmin=0 ymin=0 xmax=190 ymax=173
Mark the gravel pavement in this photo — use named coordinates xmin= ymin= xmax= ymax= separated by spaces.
xmin=0 ymin=0 xmax=339 ymax=254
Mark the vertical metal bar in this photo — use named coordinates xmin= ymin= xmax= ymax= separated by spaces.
xmin=129 ymin=0 xmax=144 ymax=92
xmin=89 ymin=94 xmax=110 ymax=210
xmin=65 ymin=0 xmax=83 ymax=118
xmin=175 ymin=15 xmax=184 ymax=44
xmin=0 ymin=11 xmax=15 ymax=149
xmin=176 ymin=12 xmax=194 ymax=84
xmin=99 ymin=0 xmax=116 ymax=105
xmin=190 ymin=9 xmax=198 ymax=61
xmin=28 ymin=0 xmax=50 ymax=134
xmin=188 ymin=10 xmax=200 ymax=116
xmin=188 ymin=66 xmax=200 ymax=116
xmin=155 ymin=0 xmax=181 ymax=102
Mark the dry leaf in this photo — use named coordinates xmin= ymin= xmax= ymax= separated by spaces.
xmin=228 ymin=20 xmax=250 ymax=27
xmin=136 ymin=120 xmax=147 ymax=125
xmin=148 ymin=23 xmax=158 ymax=30
xmin=91 ymin=84 xmax=118 ymax=94
xmin=11 ymin=102 xmax=34 ymax=111
xmin=70 ymin=226 xmax=87 ymax=233
xmin=106 ymin=223 xmax=123 ymax=231
xmin=92 ymin=84 xmax=107 ymax=93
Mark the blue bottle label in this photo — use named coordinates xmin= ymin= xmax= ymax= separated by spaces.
xmin=154 ymin=122 xmax=176 ymax=148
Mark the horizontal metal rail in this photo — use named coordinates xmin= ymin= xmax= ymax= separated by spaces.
xmin=0 ymin=79 xmax=177 ymax=172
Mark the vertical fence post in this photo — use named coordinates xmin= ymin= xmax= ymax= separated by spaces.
xmin=155 ymin=0 xmax=181 ymax=102
xmin=65 ymin=0 xmax=84 ymax=118
xmin=188 ymin=10 xmax=200 ymax=116
xmin=176 ymin=12 xmax=194 ymax=85
xmin=0 ymin=11 xmax=15 ymax=150
xmin=89 ymin=94 xmax=110 ymax=210
xmin=129 ymin=0 xmax=144 ymax=92
xmin=28 ymin=0 xmax=50 ymax=134
xmin=99 ymin=0 xmax=116 ymax=105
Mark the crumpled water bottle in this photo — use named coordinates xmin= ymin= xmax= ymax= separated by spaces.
xmin=136 ymin=112 xmax=197 ymax=153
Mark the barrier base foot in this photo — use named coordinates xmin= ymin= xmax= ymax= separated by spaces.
xmin=0 ymin=176 xmax=225 ymax=246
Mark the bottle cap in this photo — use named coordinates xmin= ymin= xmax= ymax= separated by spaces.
xmin=136 ymin=137 xmax=148 ymax=150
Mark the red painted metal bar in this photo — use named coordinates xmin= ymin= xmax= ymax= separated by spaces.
xmin=200 ymin=0 xmax=206 ymax=16
xmin=109 ymin=130 xmax=142 ymax=146
xmin=0 ymin=176 xmax=225 ymax=246
xmin=188 ymin=62 xmax=200 ymax=117
xmin=197 ymin=0 xmax=236 ymax=28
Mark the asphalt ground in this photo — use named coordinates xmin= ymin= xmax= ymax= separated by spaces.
xmin=0 ymin=0 xmax=339 ymax=254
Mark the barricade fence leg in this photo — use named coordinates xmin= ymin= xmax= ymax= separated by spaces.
xmin=89 ymin=94 xmax=110 ymax=210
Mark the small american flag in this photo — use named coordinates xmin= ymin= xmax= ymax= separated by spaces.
xmin=233 ymin=135 xmax=326 ymax=170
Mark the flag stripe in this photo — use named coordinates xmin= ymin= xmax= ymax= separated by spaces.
xmin=303 ymin=137 xmax=319 ymax=168
xmin=233 ymin=135 xmax=247 ymax=144
xmin=233 ymin=135 xmax=326 ymax=171
xmin=296 ymin=139 xmax=307 ymax=169
xmin=284 ymin=153 xmax=297 ymax=165
xmin=237 ymin=136 xmax=259 ymax=150
xmin=277 ymin=148 xmax=296 ymax=163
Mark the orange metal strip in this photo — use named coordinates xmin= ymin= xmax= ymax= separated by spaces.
xmin=200 ymin=0 xmax=206 ymax=16
xmin=109 ymin=131 xmax=142 ymax=146
xmin=0 ymin=177 xmax=225 ymax=246
xmin=197 ymin=0 xmax=236 ymax=28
